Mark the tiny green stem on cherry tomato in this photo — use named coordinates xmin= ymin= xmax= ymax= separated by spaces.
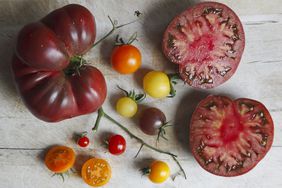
xmin=92 ymin=107 xmax=187 ymax=179
xmin=140 ymin=167 xmax=151 ymax=176
xmin=92 ymin=14 xmax=141 ymax=48
xmin=156 ymin=122 xmax=172 ymax=143
xmin=117 ymin=86 xmax=146 ymax=103
xmin=167 ymin=73 xmax=182 ymax=98
xmin=115 ymin=32 xmax=138 ymax=46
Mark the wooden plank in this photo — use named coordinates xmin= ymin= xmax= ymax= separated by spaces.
xmin=0 ymin=0 xmax=281 ymax=187
xmin=0 ymin=147 xmax=282 ymax=188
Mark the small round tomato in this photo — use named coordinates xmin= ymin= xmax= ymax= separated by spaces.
xmin=108 ymin=134 xmax=126 ymax=155
xmin=44 ymin=146 xmax=75 ymax=173
xmin=145 ymin=160 xmax=170 ymax=184
xmin=143 ymin=71 xmax=170 ymax=98
xmin=77 ymin=136 xmax=90 ymax=147
xmin=81 ymin=158 xmax=111 ymax=187
xmin=116 ymin=97 xmax=138 ymax=118
xmin=111 ymin=44 xmax=141 ymax=74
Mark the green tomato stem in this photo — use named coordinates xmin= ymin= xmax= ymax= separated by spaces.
xmin=92 ymin=16 xmax=140 ymax=48
xmin=92 ymin=107 xmax=187 ymax=179
xmin=92 ymin=108 xmax=104 ymax=133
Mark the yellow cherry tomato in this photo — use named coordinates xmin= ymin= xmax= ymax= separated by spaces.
xmin=116 ymin=97 xmax=138 ymax=118
xmin=143 ymin=71 xmax=170 ymax=99
xmin=149 ymin=160 xmax=170 ymax=184
xmin=81 ymin=158 xmax=111 ymax=187
xmin=44 ymin=146 xmax=75 ymax=173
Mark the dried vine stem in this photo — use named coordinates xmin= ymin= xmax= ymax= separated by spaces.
xmin=92 ymin=108 xmax=187 ymax=179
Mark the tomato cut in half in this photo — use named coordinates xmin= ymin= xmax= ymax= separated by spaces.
xmin=190 ymin=96 xmax=274 ymax=176
xmin=44 ymin=146 xmax=75 ymax=173
xmin=81 ymin=158 xmax=111 ymax=187
xmin=162 ymin=2 xmax=245 ymax=89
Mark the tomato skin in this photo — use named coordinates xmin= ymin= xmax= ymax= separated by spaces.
xmin=11 ymin=4 xmax=107 ymax=122
xmin=143 ymin=71 xmax=170 ymax=98
xmin=44 ymin=146 xmax=75 ymax=173
xmin=148 ymin=161 xmax=170 ymax=184
xmin=111 ymin=44 xmax=141 ymax=74
xmin=81 ymin=158 xmax=111 ymax=187
xmin=116 ymin=97 xmax=138 ymax=118
xmin=77 ymin=136 xmax=90 ymax=147
xmin=139 ymin=107 xmax=166 ymax=135
xmin=108 ymin=135 xmax=126 ymax=155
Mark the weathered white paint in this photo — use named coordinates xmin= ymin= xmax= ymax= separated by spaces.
xmin=0 ymin=0 xmax=281 ymax=187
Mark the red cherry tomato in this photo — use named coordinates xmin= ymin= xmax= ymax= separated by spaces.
xmin=77 ymin=136 xmax=90 ymax=147
xmin=108 ymin=135 xmax=126 ymax=155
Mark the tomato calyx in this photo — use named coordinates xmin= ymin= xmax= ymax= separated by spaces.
xmin=64 ymin=55 xmax=87 ymax=76
xmin=115 ymin=32 xmax=138 ymax=46
xmin=117 ymin=85 xmax=146 ymax=103
xmin=156 ymin=122 xmax=172 ymax=143
xmin=167 ymin=73 xmax=182 ymax=98
xmin=140 ymin=167 xmax=151 ymax=176
xmin=51 ymin=168 xmax=76 ymax=182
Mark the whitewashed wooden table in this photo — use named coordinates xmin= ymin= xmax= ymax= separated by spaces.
xmin=0 ymin=0 xmax=281 ymax=187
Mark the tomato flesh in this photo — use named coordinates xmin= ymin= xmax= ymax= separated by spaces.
xmin=81 ymin=158 xmax=111 ymax=187
xmin=190 ymin=96 xmax=274 ymax=176
xmin=163 ymin=2 xmax=245 ymax=89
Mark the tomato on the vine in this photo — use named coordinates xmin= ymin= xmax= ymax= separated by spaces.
xmin=44 ymin=146 xmax=75 ymax=173
xmin=111 ymin=44 xmax=141 ymax=74
xmin=81 ymin=158 xmax=111 ymax=187
xmin=142 ymin=160 xmax=170 ymax=184
xmin=116 ymin=97 xmax=138 ymax=118
xmin=115 ymin=87 xmax=146 ymax=118
xmin=108 ymin=134 xmax=126 ymax=155
xmin=143 ymin=71 xmax=171 ymax=99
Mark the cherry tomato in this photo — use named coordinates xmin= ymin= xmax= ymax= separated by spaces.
xmin=81 ymin=158 xmax=111 ymax=187
xmin=139 ymin=107 xmax=166 ymax=135
xmin=77 ymin=136 xmax=90 ymax=147
xmin=44 ymin=146 xmax=75 ymax=173
xmin=108 ymin=135 xmax=126 ymax=155
xmin=145 ymin=160 xmax=170 ymax=184
xmin=143 ymin=71 xmax=170 ymax=98
xmin=111 ymin=44 xmax=141 ymax=74
xmin=116 ymin=97 xmax=137 ymax=118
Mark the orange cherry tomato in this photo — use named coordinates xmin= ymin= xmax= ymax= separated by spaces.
xmin=81 ymin=158 xmax=112 ymax=187
xmin=44 ymin=146 xmax=75 ymax=173
xmin=111 ymin=44 xmax=141 ymax=74
xmin=148 ymin=160 xmax=170 ymax=184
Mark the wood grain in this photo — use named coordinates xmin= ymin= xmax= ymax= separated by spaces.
xmin=0 ymin=0 xmax=281 ymax=187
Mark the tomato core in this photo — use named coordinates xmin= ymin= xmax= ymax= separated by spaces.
xmin=64 ymin=56 xmax=87 ymax=75
xmin=188 ymin=34 xmax=214 ymax=62
xmin=220 ymin=114 xmax=243 ymax=143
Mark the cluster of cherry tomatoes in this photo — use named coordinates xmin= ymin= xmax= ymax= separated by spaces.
xmin=44 ymin=38 xmax=173 ymax=186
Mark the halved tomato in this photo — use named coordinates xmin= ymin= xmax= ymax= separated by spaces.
xmin=162 ymin=2 xmax=245 ymax=89
xmin=81 ymin=158 xmax=111 ymax=187
xmin=44 ymin=146 xmax=75 ymax=173
xmin=190 ymin=96 xmax=274 ymax=176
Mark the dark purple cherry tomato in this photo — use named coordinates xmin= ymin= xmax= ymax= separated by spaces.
xmin=77 ymin=136 xmax=90 ymax=147
xmin=108 ymin=135 xmax=126 ymax=155
xmin=139 ymin=107 xmax=166 ymax=135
